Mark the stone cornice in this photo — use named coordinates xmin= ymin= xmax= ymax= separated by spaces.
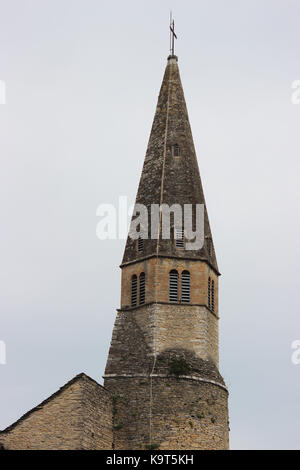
xmin=120 ymin=254 xmax=221 ymax=276
xmin=117 ymin=301 xmax=219 ymax=319
xmin=103 ymin=373 xmax=228 ymax=393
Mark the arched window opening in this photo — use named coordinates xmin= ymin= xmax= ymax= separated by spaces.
xmin=211 ymin=279 xmax=215 ymax=312
xmin=173 ymin=143 xmax=180 ymax=157
xmin=139 ymin=272 xmax=145 ymax=305
xmin=169 ymin=270 xmax=179 ymax=302
xmin=208 ymin=277 xmax=211 ymax=310
xmin=181 ymin=270 xmax=190 ymax=303
xmin=131 ymin=275 xmax=138 ymax=307
xmin=175 ymin=227 xmax=184 ymax=249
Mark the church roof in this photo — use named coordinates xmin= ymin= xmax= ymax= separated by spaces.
xmin=0 ymin=373 xmax=104 ymax=434
xmin=122 ymin=55 xmax=219 ymax=274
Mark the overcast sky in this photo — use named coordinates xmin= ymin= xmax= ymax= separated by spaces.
xmin=0 ymin=0 xmax=300 ymax=450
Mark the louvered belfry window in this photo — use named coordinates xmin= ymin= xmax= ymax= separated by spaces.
xmin=181 ymin=271 xmax=190 ymax=303
xmin=173 ymin=143 xmax=180 ymax=156
xmin=169 ymin=270 xmax=179 ymax=302
xmin=208 ymin=277 xmax=211 ymax=310
xmin=139 ymin=272 xmax=145 ymax=305
xmin=137 ymin=236 xmax=144 ymax=252
xmin=175 ymin=227 xmax=184 ymax=248
xmin=131 ymin=275 xmax=138 ymax=307
xmin=211 ymin=279 xmax=215 ymax=312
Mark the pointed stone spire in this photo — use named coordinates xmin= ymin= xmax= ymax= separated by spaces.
xmin=122 ymin=55 xmax=219 ymax=274
xmin=104 ymin=54 xmax=229 ymax=450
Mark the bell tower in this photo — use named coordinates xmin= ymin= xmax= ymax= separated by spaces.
xmin=104 ymin=53 xmax=229 ymax=450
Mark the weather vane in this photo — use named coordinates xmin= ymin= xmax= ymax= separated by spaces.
xmin=169 ymin=12 xmax=177 ymax=56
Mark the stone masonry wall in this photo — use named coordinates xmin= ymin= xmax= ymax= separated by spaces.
xmin=113 ymin=300 xmax=218 ymax=366
xmin=151 ymin=378 xmax=229 ymax=450
xmin=105 ymin=376 xmax=229 ymax=450
xmin=104 ymin=301 xmax=228 ymax=449
xmin=155 ymin=304 xmax=219 ymax=366
xmin=80 ymin=376 xmax=113 ymax=450
xmin=0 ymin=374 xmax=113 ymax=450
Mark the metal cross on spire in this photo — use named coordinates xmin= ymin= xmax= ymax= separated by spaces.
xmin=169 ymin=12 xmax=177 ymax=56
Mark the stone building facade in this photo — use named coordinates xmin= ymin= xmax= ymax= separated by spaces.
xmin=0 ymin=374 xmax=112 ymax=450
xmin=0 ymin=54 xmax=229 ymax=450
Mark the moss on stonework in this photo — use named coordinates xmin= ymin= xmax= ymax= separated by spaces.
xmin=145 ymin=443 xmax=159 ymax=450
xmin=157 ymin=357 xmax=166 ymax=363
xmin=113 ymin=422 xmax=123 ymax=430
xmin=112 ymin=395 xmax=119 ymax=417
xmin=168 ymin=358 xmax=190 ymax=376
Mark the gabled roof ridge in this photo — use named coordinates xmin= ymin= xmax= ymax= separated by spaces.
xmin=0 ymin=372 xmax=106 ymax=434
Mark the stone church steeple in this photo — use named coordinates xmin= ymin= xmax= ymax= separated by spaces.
xmin=104 ymin=55 xmax=229 ymax=450
xmin=0 ymin=53 xmax=229 ymax=452
xmin=122 ymin=55 xmax=218 ymax=273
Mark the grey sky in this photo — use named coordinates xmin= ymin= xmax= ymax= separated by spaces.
xmin=0 ymin=0 xmax=299 ymax=449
